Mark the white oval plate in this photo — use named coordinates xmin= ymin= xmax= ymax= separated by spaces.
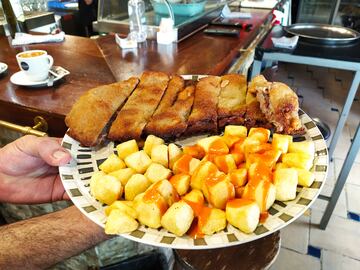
xmin=59 ymin=110 xmax=328 ymax=249
xmin=59 ymin=73 xmax=328 ymax=249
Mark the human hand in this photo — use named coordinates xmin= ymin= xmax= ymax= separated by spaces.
xmin=0 ymin=135 xmax=72 ymax=204
xmin=84 ymin=0 xmax=93 ymax=5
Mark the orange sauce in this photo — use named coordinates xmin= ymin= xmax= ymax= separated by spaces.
xmin=214 ymin=155 xmax=229 ymax=173
xmin=170 ymin=173 xmax=189 ymax=187
xmin=183 ymin=198 xmax=204 ymax=217
xmin=261 ymin=181 xmax=271 ymax=211
xmin=209 ymin=139 xmax=229 ymax=155
xmin=260 ymin=212 xmax=269 ymax=223
xmin=227 ymin=198 xmax=253 ymax=208
xmin=183 ymin=145 xmax=205 ymax=159
xmin=249 ymin=128 xmax=269 ymax=143
xmin=230 ymin=138 xmax=245 ymax=153
xmin=232 ymin=152 xmax=245 ymax=165
xmin=187 ymin=218 xmax=204 ymax=239
xmin=143 ymin=182 xmax=168 ymax=215
xmin=229 ymin=168 xmax=247 ymax=187
xmin=175 ymin=154 xmax=193 ymax=174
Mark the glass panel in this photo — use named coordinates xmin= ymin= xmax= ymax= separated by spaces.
xmin=297 ymin=0 xmax=334 ymax=23
xmin=335 ymin=0 xmax=360 ymax=31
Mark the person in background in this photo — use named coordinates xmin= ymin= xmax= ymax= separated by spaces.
xmin=78 ymin=0 xmax=98 ymax=36
xmin=0 ymin=135 xmax=108 ymax=269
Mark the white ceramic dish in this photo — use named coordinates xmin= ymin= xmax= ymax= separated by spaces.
xmin=0 ymin=62 xmax=8 ymax=75
xmin=10 ymin=66 xmax=70 ymax=88
xmin=59 ymin=110 xmax=328 ymax=249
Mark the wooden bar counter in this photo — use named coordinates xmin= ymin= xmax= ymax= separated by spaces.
xmin=0 ymin=8 xmax=272 ymax=137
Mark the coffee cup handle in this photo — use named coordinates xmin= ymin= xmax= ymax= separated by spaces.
xmin=47 ymin=55 xmax=54 ymax=68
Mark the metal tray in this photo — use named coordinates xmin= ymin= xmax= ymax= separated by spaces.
xmin=284 ymin=23 xmax=360 ymax=45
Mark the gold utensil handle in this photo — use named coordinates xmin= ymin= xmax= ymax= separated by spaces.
xmin=0 ymin=116 xmax=48 ymax=137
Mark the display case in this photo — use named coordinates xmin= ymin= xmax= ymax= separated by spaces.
xmin=94 ymin=0 xmax=228 ymax=42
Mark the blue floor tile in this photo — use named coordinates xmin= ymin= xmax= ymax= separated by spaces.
xmin=348 ymin=212 xmax=360 ymax=222
xmin=307 ymin=245 xmax=321 ymax=259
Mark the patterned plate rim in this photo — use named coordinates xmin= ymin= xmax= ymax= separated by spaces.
xmin=59 ymin=79 xmax=329 ymax=249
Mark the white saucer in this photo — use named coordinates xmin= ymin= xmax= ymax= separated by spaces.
xmin=0 ymin=62 xmax=8 ymax=75
xmin=10 ymin=66 xmax=69 ymax=88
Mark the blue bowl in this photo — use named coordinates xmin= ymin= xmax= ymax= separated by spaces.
xmin=151 ymin=1 xmax=207 ymax=17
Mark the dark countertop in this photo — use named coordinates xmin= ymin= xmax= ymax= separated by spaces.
xmin=0 ymin=8 xmax=273 ymax=136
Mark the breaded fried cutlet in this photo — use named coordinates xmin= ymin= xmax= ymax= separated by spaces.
xmin=217 ymin=74 xmax=247 ymax=129
xmin=152 ymin=75 xmax=185 ymax=115
xmin=144 ymin=85 xmax=195 ymax=139
xmin=108 ymin=71 xmax=169 ymax=142
xmin=65 ymin=77 xmax=139 ymax=147
xmin=244 ymin=75 xmax=272 ymax=129
xmin=256 ymin=82 xmax=304 ymax=134
xmin=185 ymin=76 xmax=222 ymax=135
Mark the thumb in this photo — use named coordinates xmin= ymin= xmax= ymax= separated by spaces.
xmin=18 ymin=135 xmax=72 ymax=167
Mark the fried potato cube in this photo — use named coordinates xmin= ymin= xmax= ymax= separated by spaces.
xmin=243 ymin=179 xmax=276 ymax=212
xmin=229 ymin=168 xmax=247 ymax=188
xmin=190 ymin=161 xmax=219 ymax=190
xmin=274 ymin=168 xmax=298 ymax=201
xmin=151 ymin=144 xmax=169 ymax=168
xmin=221 ymin=135 xmax=241 ymax=148
xmin=248 ymin=127 xmax=270 ymax=143
xmin=124 ymin=150 xmax=152 ymax=173
xmin=272 ymin=133 xmax=293 ymax=154
xmin=242 ymin=137 xmax=261 ymax=155
xmin=105 ymin=200 xmax=137 ymax=218
xmin=183 ymin=145 xmax=205 ymax=159
xmin=208 ymin=138 xmax=229 ymax=155
xmin=105 ymin=209 xmax=138 ymax=234
xmin=296 ymin=168 xmax=315 ymax=187
xmin=135 ymin=192 xmax=168 ymax=228
xmin=203 ymin=175 xmax=235 ymax=209
xmin=275 ymin=162 xmax=288 ymax=170
xmin=168 ymin=143 xmax=183 ymax=169
xmin=161 ymin=201 xmax=194 ymax=236
xmin=288 ymin=141 xmax=315 ymax=157
xmin=235 ymin=186 xmax=245 ymax=198
xmin=116 ymin=139 xmax=139 ymax=160
xmin=173 ymin=154 xmax=201 ymax=175
xmin=226 ymin=199 xmax=260 ymax=233
xmin=231 ymin=152 xmax=245 ymax=165
xmin=169 ymin=174 xmax=190 ymax=196
xmin=125 ymin=174 xmax=152 ymax=201
xmin=145 ymin=163 xmax=172 ymax=183
xmin=282 ymin=152 xmax=313 ymax=170
xmin=196 ymin=136 xmax=221 ymax=153
xmin=144 ymin=135 xmax=165 ymax=156
xmin=213 ymin=154 xmax=237 ymax=174
xmin=109 ymin=168 xmax=136 ymax=186
xmin=149 ymin=179 xmax=179 ymax=206
xmin=224 ymin=125 xmax=247 ymax=138
xmin=246 ymin=149 xmax=282 ymax=170
xmin=99 ymin=153 xmax=126 ymax=173
xmin=183 ymin=190 xmax=205 ymax=217
xmin=90 ymin=172 xmax=123 ymax=205
xmin=199 ymin=207 xmax=227 ymax=235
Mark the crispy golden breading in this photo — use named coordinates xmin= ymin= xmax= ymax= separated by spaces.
xmin=218 ymin=74 xmax=247 ymax=129
xmin=65 ymin=77 xmax=139 ymax=147
xmin=185 ymin=76 xmax=222 ymax=135
xmin=152 ymin=75 xmax=185 ymax=115
xmin=244 ymin=76 xmax=272 ymax=129
xmin=257 ymin=82 xmax=303 ymax=134
xmin=108 ymin=71 xmax=169 ymax=142
xmin=144 ymin=85 xmax=195 ymax=139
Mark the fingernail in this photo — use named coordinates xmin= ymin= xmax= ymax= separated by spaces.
xmin=53 ymin=150 xmax=68 ymax=160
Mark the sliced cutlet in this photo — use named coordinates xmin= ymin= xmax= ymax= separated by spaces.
xmin=185 ymin=76 xmax=222 ymax=135
xmin=108 ymin=71 xmax=170 ymax=142
xmin=152 ymin=75 xmax=185 ymax=115
xmin=217 ymin=74 xmax=247 ymax=130
xmin=65 ymin=77 xmax=139 ymax=147
xmin=144 ymin=85 xmax=195 ymax=140
xmin=244 ymin=75 xmax=272 ymax=129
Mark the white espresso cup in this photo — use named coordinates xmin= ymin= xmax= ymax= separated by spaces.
xmin=16 ymin=50 xmax=54 ymax=81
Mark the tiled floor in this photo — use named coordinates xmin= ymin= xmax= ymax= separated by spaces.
xmin=267 ymin=63 xmax=360 ymax=270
